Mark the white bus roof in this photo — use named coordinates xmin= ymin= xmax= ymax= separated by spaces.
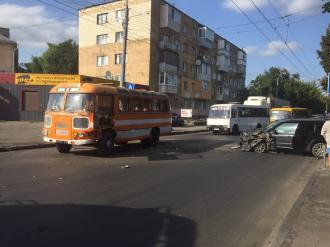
xmin=210 ymin=104 xmax=268 ymax=108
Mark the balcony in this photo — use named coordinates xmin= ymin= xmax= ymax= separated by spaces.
xmin=216 ymin=94 xmax=224 ymax=101
xmin=198 ymin=27 xmax=214 ymax=49
xmin=159 ymin=84 xmax=178 ymax=94
xmin=197 ymin=73 xmax=212 ymax=82
xmin=198 ymin=38 xmax=213 ymax=49
xmin=160 ymin=4 xmax=181 ymax=33
xmin=159 ymin=40 xmax=179 ymax=52
xmin=237 ymin=64 xmax=246 ymax=74
xmin=217 ymin=64 xmax=231 ymax=72
xmin=159 ymin=62 xmax=177 ymax=73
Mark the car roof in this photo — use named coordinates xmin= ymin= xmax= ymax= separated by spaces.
xmin=279 ymin=118 xmax=325 ymax=123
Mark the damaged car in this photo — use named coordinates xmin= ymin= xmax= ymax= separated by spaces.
xmin=240 ymin=119 xmax=326 ymax=158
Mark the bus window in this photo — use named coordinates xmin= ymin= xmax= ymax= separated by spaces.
xmin=160 ymin=100 xmax=169 ymax=112
xmin=231 ymin=108 xmax=237 ymax=118
xmin=143 ymin=98 xmax=153 ymax=112
xmin=131 ymin=97 xmax=142 ymax=112
xmin=119 ymin=96 xmax=129 ymax=112
xmin=152 ymin=99 xmax=160 ymax=112
xmin=97 ymin=95 xmax=113 ymax=115
xmin=65 ymin=94 xmax=94 ymax=113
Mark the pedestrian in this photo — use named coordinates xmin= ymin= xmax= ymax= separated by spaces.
xmin=321 ymin=120 xmax=330 ymax=168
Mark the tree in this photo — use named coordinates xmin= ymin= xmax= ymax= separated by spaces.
xmin=29 ymin=39 xmax=78 ymax=74
xmin=322 ymin=0 xmax=330 ymax=13
xmin=248 ymin=67 xmax=326 ymax=113
xmin=317 ymin=25 xmax=330 ymax=76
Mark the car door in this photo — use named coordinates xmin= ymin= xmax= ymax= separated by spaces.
xmin=272 ymin=122 xmax=299 ymax=149
xmin=292 ymin=122 xmax=310 ymax=151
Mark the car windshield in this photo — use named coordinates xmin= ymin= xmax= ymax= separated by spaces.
xmin=270 ymin=110 xmax=291 ymax=121
xmin=64 ymin=94 xmax=95 ymax=113
xmin=208 ymin=107 xmax=231 ymax=119
xmin=46 ymin=93 xmax=65 ymax=112
xmin=263 ymin=121 xmax=283 ymax=132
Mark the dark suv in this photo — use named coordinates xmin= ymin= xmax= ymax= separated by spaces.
xmin=240 ymin=118 xmax=326 ymax=158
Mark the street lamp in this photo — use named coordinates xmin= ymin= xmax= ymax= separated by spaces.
xmin=275 ymin=73 xmax=284 ymax=98
xmin=12 ymin=45 xmax=18 ymax=73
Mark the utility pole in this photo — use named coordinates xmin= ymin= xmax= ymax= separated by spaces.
xmin=120 ymin=0 xmax=129 ymax=87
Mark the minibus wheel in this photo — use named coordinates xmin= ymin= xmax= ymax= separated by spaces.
xmin=56 ymin=143 xmax=72 ymax=153
xmin=98 ymin=131 xmax=115 ymax=156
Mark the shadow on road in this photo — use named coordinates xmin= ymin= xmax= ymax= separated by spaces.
xmin=0 ymin=202 xmax=197 ymax=247
xmin=70 ymin=138 xmax=234 ymax=161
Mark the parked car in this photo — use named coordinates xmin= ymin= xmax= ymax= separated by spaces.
xmin=240 ymin=118 xmax=326 ymax=158
xmin=172 ymin=113 xmax=184 ymax=127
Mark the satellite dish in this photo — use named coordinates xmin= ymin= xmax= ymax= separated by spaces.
xmin=196 ymin=59 xmax=201 ymax=66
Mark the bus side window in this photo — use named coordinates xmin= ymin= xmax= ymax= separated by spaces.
xmin=152 ymin=99 xmax=160 ymax=112
xmin=160 ymin=100 xmax=169 ymax=112
xmin=231 ymin=108 xmax=237 ymax=118
xmin=131 ymin=97 xmax=142 ymax=112
xmin=143 ymin=98 xmax=153 ymax=112
xmin=119 ymin=96 xmax=129 ymax=112
xmin=97 ymin=95 xmax=113 ymax=114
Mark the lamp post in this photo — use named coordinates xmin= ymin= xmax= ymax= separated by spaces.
xmin=275 ymin=73 xmax=284 ymax=98
xmin=12 ymin=45 xmax=18 ymax=73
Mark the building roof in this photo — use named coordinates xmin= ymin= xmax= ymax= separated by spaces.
xmin=0 ymin=33 xmax=17 ymax=45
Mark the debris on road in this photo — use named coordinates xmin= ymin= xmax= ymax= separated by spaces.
xmin=121 ymin=165 xmax=131 ymax=169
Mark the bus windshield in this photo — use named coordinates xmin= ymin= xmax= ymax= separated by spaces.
xmin=47 ymin=93 xmax=65 ymax=112
xmin=270 ymin=110 xmax=291 ymax=121
xmin=64 ymin=94 xmax=95 ymax=113
xmin=208 ymin=107 xmax=231 ymax=119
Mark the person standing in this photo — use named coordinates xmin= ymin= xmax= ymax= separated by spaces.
xmin=321 ymin=120 xmax=330 ymax=166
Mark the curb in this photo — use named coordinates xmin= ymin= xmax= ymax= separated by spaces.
xmin=0 ymin=129 xmax=210 ymax=152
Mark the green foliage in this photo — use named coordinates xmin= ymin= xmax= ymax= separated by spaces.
xmin=322 ymin=0 xmax=330 ymax=13
xmin=248 ymin=67 xmax=326 ymax=113
xmin=317 ymin=25 xmax=330 ymax=75
xmin=28 ymin=39 xmax=78 ymax=74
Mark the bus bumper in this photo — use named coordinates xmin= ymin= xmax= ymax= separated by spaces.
xmin=207 ymin=125 xmax=230 ymax=133
xmin=43 ymin=137 xmax=98 ymax=146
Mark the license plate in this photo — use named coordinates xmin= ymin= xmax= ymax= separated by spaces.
xmin=56 ymin=129 xmax=68 ymax=136
xmin=214 ymin=128 xmax=219 ymax=131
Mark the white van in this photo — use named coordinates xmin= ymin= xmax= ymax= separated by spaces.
xmin=207 ymin=103 xmax=269 ymax=134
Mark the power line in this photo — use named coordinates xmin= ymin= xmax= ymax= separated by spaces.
xmin=10 ymin=16 xmax=76 ymax=30
xmin=267 ymin=0 xmax=320 ymax=78
xmin=215 ymin=5 xmax=323 ymax=30
xmin=248 ymin=0 xmax=316 ymax=79
xmin=229 ymin=0 xmax=310 ymax=79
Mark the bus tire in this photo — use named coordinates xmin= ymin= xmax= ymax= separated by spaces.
xmin=56 ymin=143 xmax=72 ymax=153
xmin=256 ymin=123 xmax=262 ymax=129
xmin=98 ymin=131 xmax=115 ymax=156
xmin=142 ymin=128 xmax=160 ymax=147
xmin=232 ymin=125 xmax=239 ymax=135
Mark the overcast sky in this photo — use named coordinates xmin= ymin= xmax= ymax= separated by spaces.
xmin=0 ymin=0 xmax=329 ymax=84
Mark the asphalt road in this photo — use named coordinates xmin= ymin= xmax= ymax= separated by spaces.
xmin=0 ymin=132 xmax=321 ymax=247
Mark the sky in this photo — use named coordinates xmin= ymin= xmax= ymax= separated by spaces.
xmin=0 ymin=0 xmax=329 ymax=85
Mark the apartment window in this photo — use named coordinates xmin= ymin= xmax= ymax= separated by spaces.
xmin=161 ymin=34 xmax=169 ymax=42
xmin=181 ymin=25 xmax=188 ymax=33
xmin=183 ymin=43 xmax=188 ymax=53
xmin=115 ymin=53 xmax=127 ymax=64
xmin=116 ymin=9 xmax=125 ymax=19
xmin=22 ymin=91 xmax=40 ymax=111
xmin=97 ymin=13 xmax=108 ymax=24
xmin=184 ymin=81 xmax=188 ymax=90
xmin=192 ymin=28 xmax=197 ymax=38
xmin=203 ymin=82 xmax=209 ymax=92
xmin=115 ymin=31 xmax=124 ymax=43
xmin=96 ymin=34 xmax=108 ymax=45
xmin=192 ymin=47 xmax=196 ymax=56
xmin=97 ymin=56 xmax=108 ymax=66
xmin=182 ymin=62 xmax=187 ymax=72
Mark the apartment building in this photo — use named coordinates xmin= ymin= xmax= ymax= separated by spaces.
xmin=0 ymin=28 xmax=18 ymax=73
xmin=79 ymin=0 xmax=246 ymax=117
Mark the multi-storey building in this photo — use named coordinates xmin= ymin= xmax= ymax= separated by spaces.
xmin=0 ymin=28 xmax=18 ymax=73
xmin=79 ymin=0 xmax=246 ymax=117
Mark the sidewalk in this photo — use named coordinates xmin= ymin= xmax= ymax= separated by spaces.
xmin=0 ymin=121 xmax=208 ymax=152
xmin=279 ymin=167 xmax=330 ymax=247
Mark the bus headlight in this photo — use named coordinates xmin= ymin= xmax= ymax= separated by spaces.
xmin=44 ymin=115 xmax=52 ymax=128
xmin=42 ymin=129 xmax=48 ymax=136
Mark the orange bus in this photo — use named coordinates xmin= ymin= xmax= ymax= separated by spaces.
xmin=43 ymin=83 xmax=171 ymax=155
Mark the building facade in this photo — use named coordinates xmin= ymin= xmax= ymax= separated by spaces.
xmin=79 ymin=0 xmax=246 ymax=117
xmin=0 ymin=28 xmax=18 ymax=73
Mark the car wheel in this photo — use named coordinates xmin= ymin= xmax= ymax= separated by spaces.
xmin=311 ymin=142 xmax=326 ymax=159
xmin=56 ymin=143 xmax=72 ymax=153
xmin=98 ymin=131 xmax=115 ymax=156
xmin=253 ymin=141 xmax=267 ymax=153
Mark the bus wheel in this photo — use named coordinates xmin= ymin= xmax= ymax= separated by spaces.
xmin=213 ymin=130 xmax=219 ymax=135
xmin=142 ymin=128 xmax=160 ymax=147
xmin=56 ymin=143 xmax=72 ymax=153
xmin=98 ymin=131 xmax=115 ymax=156
xmin=232 ymin=125 xmax=239 ymax=135
xmin=256 ymin=124 xmax=262 ymax=129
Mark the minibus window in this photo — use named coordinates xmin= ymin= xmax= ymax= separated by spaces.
xmin=160 ymin=100 xmax=169 ymax=112
xmin=152 ymin=99 xmax=160 ymax=112
xmin=131 ymin=97 xmax=142 ymax=112
xmin=97 ymin=95 xmax=113 ymax=115
xmin=119 ymin=96 xmax=129 ymax=112
xmin=65 ymin=94 xmax=94 ymax=113
xmin=143 ymin=98 xmax=153 ymax=112
xmin=47 ymin=93 xmax=64 ymax=112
